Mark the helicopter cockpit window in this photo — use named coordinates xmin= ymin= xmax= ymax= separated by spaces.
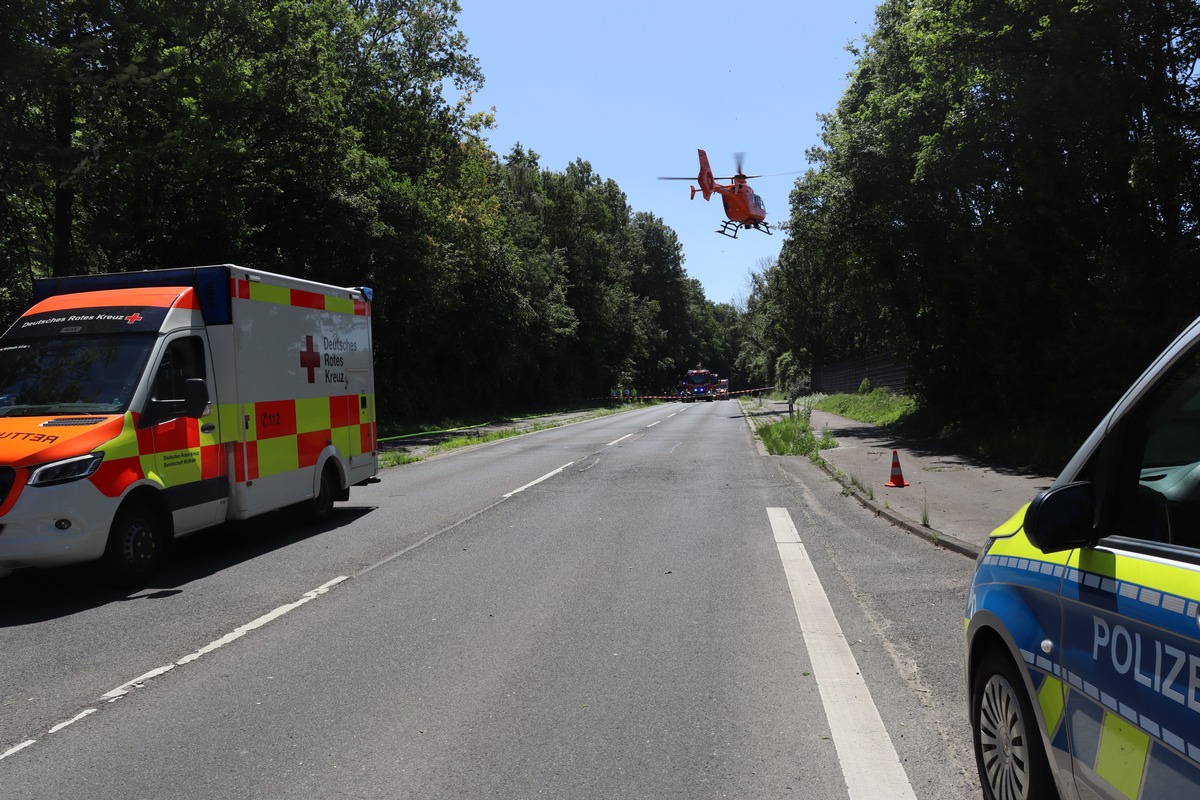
xmin=754 ymin=194 xmax=765 ymax=211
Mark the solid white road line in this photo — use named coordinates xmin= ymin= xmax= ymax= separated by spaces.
xmin=767 ymin=507 xmax=918 ymax=800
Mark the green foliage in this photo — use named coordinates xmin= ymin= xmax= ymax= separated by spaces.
xmin=744 ymin=0 xmax=1200 ymax=463
xmin=1 ymin=2 xmax=736 ymax=427
xmin=758 ymin=418 xmax=819 ymax=457
xmin=758 ymin=412 xmax=837 ymax=459
xmin=774 ymin=351 xmax=810 ymax=400
xmin=810 ymin=389 xmax=917 ymax=428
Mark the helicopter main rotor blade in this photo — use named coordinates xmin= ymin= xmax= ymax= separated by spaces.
xmin=663 ymin=173 xmax=783 ymax=181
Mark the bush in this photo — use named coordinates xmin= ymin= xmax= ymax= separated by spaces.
xmin=758 ymin=415 xmax=837 ymax=458
xmin=759 ymin=418 xmax=818 ymax=456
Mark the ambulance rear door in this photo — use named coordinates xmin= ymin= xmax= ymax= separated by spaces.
xmin=342 ymin=308 xmax=376 ymax=485
xmin=308 ymin=302 xmax=375 ymax=489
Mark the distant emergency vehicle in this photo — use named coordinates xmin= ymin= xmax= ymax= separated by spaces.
xmin=0 ymin=265 xmax=377 ymax=582
xmin=966 ymin=314 xmax=1200 ymax=800
xmin=681 ymin=368 xmax=717 ymax=402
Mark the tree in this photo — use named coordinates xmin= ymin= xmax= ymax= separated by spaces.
xmin=773 ymin=0 xmax=1200 ymax=460
xmin=1 ymin=1 xmax=729 ymax=426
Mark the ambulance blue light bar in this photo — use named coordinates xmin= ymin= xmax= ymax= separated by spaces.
xmin=33 ymin=265 xmax=236 ymax=325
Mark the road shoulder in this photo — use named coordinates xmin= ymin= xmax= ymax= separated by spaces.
xmin=742 ymin=400 xmax=1053 ymax=558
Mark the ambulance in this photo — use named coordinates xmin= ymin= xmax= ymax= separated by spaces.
xmin=0 ymin=265 xmax=377 ymax=583
xmin=966 ymin=314 xmax=1200 ymax=800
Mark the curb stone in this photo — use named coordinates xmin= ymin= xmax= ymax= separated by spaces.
xmin=742 ymin=400 xmax=982 ymax=559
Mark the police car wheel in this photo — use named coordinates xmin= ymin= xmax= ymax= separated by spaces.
xmin=103 ymin=504 xmax=164 ymax=584
xmin=972 ymin=649 xmax=1058 ymax=800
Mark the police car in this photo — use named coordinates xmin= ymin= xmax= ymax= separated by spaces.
xmin=966 ymin=316 xmax=1200 ymax=800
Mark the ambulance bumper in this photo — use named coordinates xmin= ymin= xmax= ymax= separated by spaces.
xmin=0 ymin=482 xmax=117 ymax=570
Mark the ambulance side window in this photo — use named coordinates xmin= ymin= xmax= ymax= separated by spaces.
xmin=152 ymin=337 xmax=206 ymax=402
xmin=1110 ymin=347 xmax=1200 ymax=549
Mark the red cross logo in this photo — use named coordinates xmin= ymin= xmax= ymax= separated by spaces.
xmin=300 ymin=335 xmax=320 ymax=383
xmin=125 ymin=313 xmax=143 ymax=325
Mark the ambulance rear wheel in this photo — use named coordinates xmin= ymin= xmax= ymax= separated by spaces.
xmin=309 ymin=464 xmax=337 ymax=519
xmin=971 ymin=648 xmax=1058 ymax=800
xmin=103 ymin=504 xmax=165 ymax=585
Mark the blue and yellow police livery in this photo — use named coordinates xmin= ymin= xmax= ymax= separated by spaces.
xmin=966 ymin=315 xmax=1200 ymax=800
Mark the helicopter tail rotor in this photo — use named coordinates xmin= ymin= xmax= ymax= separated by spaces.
xmin=657 ymin=149 xmax=719 ymax=200
xmin=696 ymin=149 xmax=715 ymax=201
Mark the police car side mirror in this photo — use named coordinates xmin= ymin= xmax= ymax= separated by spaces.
xmin=1023 ymin=481 xmax=1095 ymax=553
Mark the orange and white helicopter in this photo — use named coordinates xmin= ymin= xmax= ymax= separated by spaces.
xmin=659 ymin=149 xmax=781 ymax=238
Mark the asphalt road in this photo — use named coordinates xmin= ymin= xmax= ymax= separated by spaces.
xmin=0 ymin=402 xmax=982 ymax=799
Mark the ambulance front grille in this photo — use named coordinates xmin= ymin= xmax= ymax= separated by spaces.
xmin=0 ymin=467 xmax=13 ymax=508
xmin=42 ymin=418 xmax=108 ymax=427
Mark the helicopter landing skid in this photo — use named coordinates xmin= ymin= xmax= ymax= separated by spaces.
xmin=716 ymin=219 xmax=772 ymax=238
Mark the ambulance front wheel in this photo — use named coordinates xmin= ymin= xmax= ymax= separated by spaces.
xmin=971 ymin=648 xmax=1058 ymax=800
xmin=103 ymin=503 xmax=166 ymax=585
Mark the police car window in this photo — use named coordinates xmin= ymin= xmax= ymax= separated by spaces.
xmin=1112 ymin=346 xmax=1200 ymax=548
xmin=152 ymin=337 xmax=205 ymax=401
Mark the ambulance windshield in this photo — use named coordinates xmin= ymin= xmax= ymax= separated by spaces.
xmin=0 ymin=334 xmax=155 ymax=416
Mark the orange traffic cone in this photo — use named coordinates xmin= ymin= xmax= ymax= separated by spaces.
xmin=884 ymin=450 xmax=910 ymax=487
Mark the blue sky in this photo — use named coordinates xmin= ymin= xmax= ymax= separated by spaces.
xmin=455 ymin=1 xmax=882 ymax=306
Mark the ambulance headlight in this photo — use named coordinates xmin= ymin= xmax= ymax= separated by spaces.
xmin=29 ymin=453 xmax=105 ymax=487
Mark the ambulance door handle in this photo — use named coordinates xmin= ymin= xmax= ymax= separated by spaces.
xmin=201 ymin=423 xmax=216 ymax=434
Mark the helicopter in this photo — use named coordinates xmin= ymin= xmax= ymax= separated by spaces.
xmin=659 ymin=149 xmax=778 ymax=238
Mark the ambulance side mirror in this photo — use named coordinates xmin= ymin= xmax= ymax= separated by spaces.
xmin=141 ymin=378 xmax=210 ymax=427
xmin=181 ymin=378 xmax=209 ymax=419
xmin=1023 ymin=481 xmax=1095 ymax=553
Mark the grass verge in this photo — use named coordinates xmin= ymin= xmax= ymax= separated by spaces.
xmin=807 ymin=388 xmax=917 ymax=427
xmin=805 ymin=388 xmax=1069 ymax=473
xmin=380 ymin=451 xmax=422 ymax=468
xmin=377 ymin=402 xmax=655 ymax=467
xmin=756 ymin=406 xmax=837 ymax=462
